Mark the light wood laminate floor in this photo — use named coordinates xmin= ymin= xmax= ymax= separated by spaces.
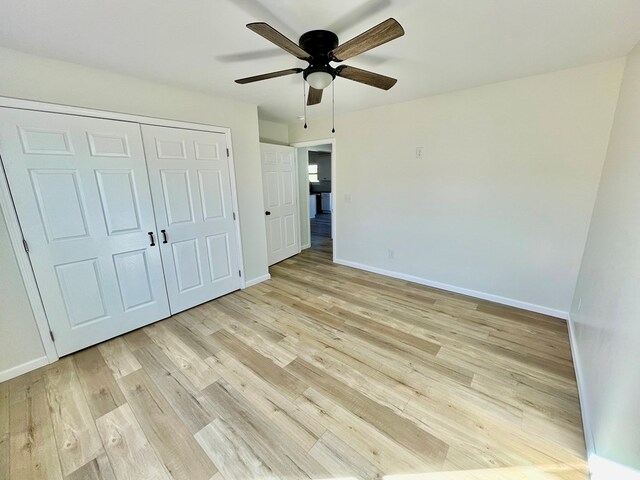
xmin=0 ymin=236 xmax=588 ymax=480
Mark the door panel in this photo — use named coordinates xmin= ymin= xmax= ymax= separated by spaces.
xmin=206 ymin=234 xmax=232 ymax=281
xmin=161 ymin=170 xmax=195 ymax=224
xmin=112 ymin=249 xmax=156 ymax=311
xmin=261 ymin=143 xmax=299 ymax=265
xmin=0 ymin=108 xmax=170 ymax=355
xmin=55 ymin=258 xmax=108 ymax=326
xmin=95 ymin=170 xmax=143 ymax=235
xmin=199 ymin=170 xmax=225 ymax=220
xmin=142 ymin=125 xmax=241 ymax=314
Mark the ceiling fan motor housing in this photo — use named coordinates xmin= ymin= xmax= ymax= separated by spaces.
xmin=299 ymin=30 xmax=339 ymax=80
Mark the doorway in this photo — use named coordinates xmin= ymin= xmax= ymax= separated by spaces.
xmin=293 ymin=139 xmax=336 ymax=260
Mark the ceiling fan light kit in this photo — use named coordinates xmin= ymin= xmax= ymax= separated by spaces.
xmin=235 ymin=17 xmax=405 ymax=132
xmin=305 ymin=70 xmax=334 ymax=90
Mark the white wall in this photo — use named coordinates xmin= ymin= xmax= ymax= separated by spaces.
xmin=258 ymin=119 xmax=289 ymax=145
xmin=0 ymin=207 xmax=46 ymax=378
xmin=570 ymin=43 xmax=640 ymax=472
xmin=0 ymin=47 xmax=269 ymax=376
xmin=290 ymin=59 xmax=625 ymax=316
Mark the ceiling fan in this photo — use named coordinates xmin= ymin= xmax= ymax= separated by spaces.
xmin=235 ymin=18 xmax=405 ymax=107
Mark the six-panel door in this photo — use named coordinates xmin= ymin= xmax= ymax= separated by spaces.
xmin=261 ymin=143 xmax=299 ymax=265
xmin=142 ymin=125 xmax=241 ymax=314
xmin=0 ymin=109 xmax=171 ymax=355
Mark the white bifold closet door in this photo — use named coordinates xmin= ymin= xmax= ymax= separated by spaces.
xmin=0 ymin=109 xmax=170 ymax=356
xmin=141 ymin=125 xmax=241 ymax=314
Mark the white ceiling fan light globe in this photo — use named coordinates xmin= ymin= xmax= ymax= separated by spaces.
xmin=306 ymin=71 xmax=333 ymax=90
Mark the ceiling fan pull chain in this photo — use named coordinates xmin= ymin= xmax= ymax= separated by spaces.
xmin=332 ymin=81 xmax=336 ymax=134
xmin=303 ymin=77 xmax=308 ymax=129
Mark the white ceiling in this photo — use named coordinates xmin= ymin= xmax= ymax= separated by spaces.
xmin=2 ymin=0 xmax=640 ymax=122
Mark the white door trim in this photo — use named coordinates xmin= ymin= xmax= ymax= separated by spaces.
xmin=0 ymin=95 xmax=246 ymax=368
xmin=291 ymin=138 xmax=336 ymax=261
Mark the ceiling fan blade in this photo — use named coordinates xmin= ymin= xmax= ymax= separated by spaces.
xmin=307 ymin=87 xmax=323 ymax=106
xmin=235 ymin=68 xmax=303 ymax=84
xmin=336 ymin=65 xmax=397 ymax=90
xmin=247 ymin=22 xmax=310 ymax=60
xmin=329 ymin=18 xmax=404 ymax=62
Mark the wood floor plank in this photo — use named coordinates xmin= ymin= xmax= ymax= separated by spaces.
xmin=0 ymin=382 xmax=8 ymax=480
xmin=9 ymin=371 xmax=63 ymax=480
xmin=202 ymin=380 xmax=329 ymax=479
xmin=175 ymin=309 xmax=222 ymax=337
xmin=287 ymin=358 xmax=449 ymax=467
xmin=43 ymin=358 xmax=103 ymax=476
xmin=208 ymin=330 xmax=307 ymax=400
xmin=205 ymin=348 xmax=326 ymax=451
xmin=309 ymin=431 xmax=384 ymax=480
xmin=133 ymin=344 xmax=216 ymax=434
xmin=118 ymin=369 xmax=216 ymax=480
xmin=95 ymin=404 xmax=170 ymax=480
xmin=73 ymin=348 xmax=125 ymax=419
xmin=65 ymin=453 xmax=116 ymax=480
xmin=98 ymin=337 xmax=141 ymax=379
xmin=295 ymin=387 xmax=432 ymax=473
xmin=123 ymin=328 xmax=154 ymax=352
xmin=163 ymin=319 xmax=219 ymax=360
xmin=145 ymin=322 xmax=219 ymax=390
xmin=195 ymin=418 xmax=280 ymax=480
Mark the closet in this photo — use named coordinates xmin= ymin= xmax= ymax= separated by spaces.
xmin=0 ymin=107 xmax=242 ymax=356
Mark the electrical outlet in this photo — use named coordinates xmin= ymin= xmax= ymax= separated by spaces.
xmin=416 ymin=147 xmax=424 ymax=159
xmin=388 ymin=249 xmax=395 ymax=259
xmin=344 ymin=194 xmax=352 ymax=204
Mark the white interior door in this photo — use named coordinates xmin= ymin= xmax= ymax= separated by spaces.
xmin=142 ymin=125 xmax=241 ymax=314
xmin=260 ymin=143 xmax=299 ymax=265
xmin=0 ymin=108 xmax=170 ymax=356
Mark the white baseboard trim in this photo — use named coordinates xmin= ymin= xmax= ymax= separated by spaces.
xmin=589 ymin=455 xmax=640 ymax=480
xmin=567 ymin=313 xmax=596 ymax=460
xmin=333 ymin=258 xmax=568 ymax=319
xmin=301 ymin=243 xmax=311 ymax=250
xmin=244 ymin=273 xmax=271 ymax=288
xmin=0 ymin=355 xmax=48 ymax=383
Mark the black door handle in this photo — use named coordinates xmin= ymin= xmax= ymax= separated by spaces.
xmin=265 ymin=211 xmax=271 ymax=216
xmin=148 ymin=232 xmax=156 ymax=246
xmin=161 ymin=229 xmax=168 ymax=244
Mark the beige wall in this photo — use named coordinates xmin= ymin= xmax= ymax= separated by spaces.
xmin=570 ymin=44 xmax=640 ymax=471
xmin=258 ymin=119 xmax=289 ymax=145
xmin=0 ymin=47 xmax=269 ymax=376
xmin=290 ymin=59 xmax=625 ymax=316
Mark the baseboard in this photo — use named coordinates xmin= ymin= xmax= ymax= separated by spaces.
xmin=589 ymin=455 xmax=640 ymax=480
xmin=0 ymin=355 xmax=48 ymax=383
xmin=567 ymin=313 xmax=596 ymax=460
xmin=243 ymin=273 xmax=271 ymax=288
xmin=301 ymin=243 xmax=311 ymax=250
xmin=333 ymin=258 xmax=568 ymax=319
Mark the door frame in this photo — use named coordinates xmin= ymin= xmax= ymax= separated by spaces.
xmin=0 ymin=96 xmax=246 ymax=366
xmin=291 ymin=138 xmax=336 ymax=261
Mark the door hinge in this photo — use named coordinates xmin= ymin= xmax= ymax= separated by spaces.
xmin=226 ymin=148 xmax=230 ymax=157
xmin=49 ymin=330 xmax=55 ymax=342
xmin=239 ymin=270 xmax=242 ymax=277
xmin=22 ymin=238 xmax=29 ymax=253
xmin=232 ymin=212 xmax=236 ymax=220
